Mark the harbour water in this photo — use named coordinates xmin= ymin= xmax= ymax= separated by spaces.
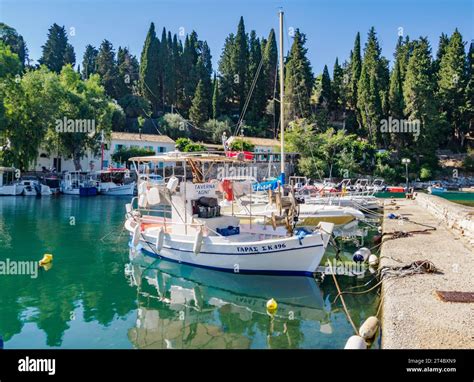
xmin=0 ymin=196 xmax=379 ymax=349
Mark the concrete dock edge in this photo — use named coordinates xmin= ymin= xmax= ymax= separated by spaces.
xmin=380 ymin=195 xmax=474 ymax=349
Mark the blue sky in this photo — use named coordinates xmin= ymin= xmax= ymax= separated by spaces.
xmin=1 ymin=0 xmax=472 ymax=74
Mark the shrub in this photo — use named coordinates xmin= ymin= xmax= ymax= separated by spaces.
xmin=229 ymin=139 xmax=255 ymax=152
xmin=175 ymin=137 xmax=206 ymax=152
xmin=420 ymin=166 xmax=432 ymax=180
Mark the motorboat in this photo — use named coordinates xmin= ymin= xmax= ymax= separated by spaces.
xmin=61 ymin=171 xmax=98 ymax=196
xmin=367 ymin=178 xmax=386 ymax=192
xmin=96 ymin=168 xmax=136 ymax=196
xmin=20 ymin=178 xmax=38 ymax=196
xmin=223 ymin=184 xmax=365 ymax=228
xmin=0 ymin=167 xmax=24 ymax=196
xmin=427 ymin=185 xmax=447 ymax=195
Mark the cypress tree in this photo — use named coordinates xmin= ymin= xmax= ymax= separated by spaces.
xmin=81 ymin=44 xmax=98 ymax=79
xmin=404 ymin=38 xmax=445 ymax=159
xmin=64 ymin=43 xmax=76 ymax=66
xmin=331 ymin=57 xmax=344 ymax=116
xmin=181 ymin=32 xmax=200 ymax=113
xmin=173 ymin=34 xmax=184 ymax=108
xmin=166 ymin=31 xmax=177 ymax=106
xmin=319 ymin=64 xmax=332 ymax=107
xmin=217 ymin=33 xmax=236 ymax=115
xmin=357 ymin=27 xmax=388 ymax=143
xmin=433 ymin=33 xmax=450 ymax=75
xmin=284 ymin=29 xmax=313 ymax=120
xmin=96 ymin=39 xmax=119 ymax=99
xmin=189 ymin=79 xmax=209 ymax=128
xmin=232 ymin=17 xmax=249 ymax=114
xmin=349 ymin=32 xmax=361 ymax=111
xmin=262 ymin=29 xmax=278 ymax=102
xmin=160 ymin=27 xmax=169 ymax=110
xmin=465 ymin=42 xmax=474 ymax=136
xmin=246 ymin=30 xmax=266 ymax=128
xmin=198 ymin=41 xmax=213 ymax=102
xmin=140 ymin=22 xmax=161 ymax=114
xmin=438 ymin=29 xmax=468 ymax=147
xmin=117 ymin=46 xmax=138 ymax=99
xmin=389 ymin=37 xmax=406 ymax=120
xmin=39 ymin=23 xmax=75 ymax=73
xmin=212 ymin=74 xmax=220 ymax=119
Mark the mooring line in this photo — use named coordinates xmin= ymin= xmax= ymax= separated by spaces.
xmin=326 ymin=260 xmax=358 ymax=335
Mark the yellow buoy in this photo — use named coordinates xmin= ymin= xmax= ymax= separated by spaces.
xmin=39 ymin=254 xmax=53 ymax=266
xmin=266 ymin=298 xmax=278 ymax=314
xmin=41 ymin=262 xmax=53 ymax=271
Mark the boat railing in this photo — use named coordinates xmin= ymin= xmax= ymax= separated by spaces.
xmin=299 ymin=189 xmax=375 ymax=199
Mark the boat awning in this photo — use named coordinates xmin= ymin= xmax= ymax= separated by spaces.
xmin=129 ymin=152 xmax=248 ymax=163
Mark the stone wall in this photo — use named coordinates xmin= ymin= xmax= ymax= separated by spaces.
xmin=415 ymin=193 xmax=474 ymax=246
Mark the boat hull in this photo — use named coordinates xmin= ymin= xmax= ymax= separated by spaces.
xmin=61 ymin=188 xmax=80 ymax=195
xmin=126 ymin=219 xmax=332 ymax=277
xmin=100 ymin=182 xmax=135 ymax=196
xmin=0 ymin=184 xmax=24 ymax=196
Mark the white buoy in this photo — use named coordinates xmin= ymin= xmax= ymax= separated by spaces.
xmin=167 ymin=176 xmax=179 ymax=193
xmin=193 ymin=228 xmax=203 ymax=254
xmin=359 ymin=247 xmax=371 ymax=261
xmin=368 ymin=254 xmax=379 ymax=267
xmin=155 ymin=227 xmax=164 ymax=252
xmin=359 ymin=316 xmax=379 ymax=340
xmin=132 ymin=224 xmax=141 ymax=247
xmin=138 ymin=193 xmax=147 ymax=208
xmin=344 ymin=335 xmax=367 ymax=349
xmin=147 ymin=187 xmax=161 ymax=205
xmin=125 ymin=203 xmax=132 ymax=214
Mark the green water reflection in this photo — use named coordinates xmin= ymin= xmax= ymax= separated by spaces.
xmin=0 ymin=196 xmax=379 ymax=349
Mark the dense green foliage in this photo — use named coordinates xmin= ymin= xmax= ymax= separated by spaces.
xmin=175 ymin=137 xmax=206 ymax=152
xmin=228 ymin=139 xmax=255 ymax=152
xmin=0 ymin=19 xmax=472 ymax=180
xmin=111 ymin=146 xmax=154 ymax=164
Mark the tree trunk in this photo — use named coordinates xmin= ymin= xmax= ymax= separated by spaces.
xmin=73 ymin=153 xmax=82 ymax=171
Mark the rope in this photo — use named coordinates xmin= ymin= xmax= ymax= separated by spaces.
xmin=234 ymin=53 xmax=265 ymax=137
xmin=326 ymin=260 xmax=358 ymax=335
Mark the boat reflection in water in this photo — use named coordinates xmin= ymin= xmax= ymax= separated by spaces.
xmin=126 ymin=248 xmax=335 ymax=349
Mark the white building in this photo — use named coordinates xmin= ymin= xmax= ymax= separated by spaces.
xmin=33 ymin=132 xmax=175 ymax=172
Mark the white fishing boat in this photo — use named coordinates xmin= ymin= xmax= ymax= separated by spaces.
xmin=96 ymin=168 xmax=136 ymax=196
xmin=296 ymin=203 xmax=365 ymax=226
xmin=367 ymin=178 xmax=386 ymax=192
xmin=0 ymin=167 xmax=24 ymax=196
xmin=124 ymin=152 xmax=334 ymax=277
xmin=224 ymin=185 xmax=365 ymax=227
xmin=61 ymin=171 xmax=98 ymax=196
xmin=299 ymin=194 xmax=381 ymax=211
